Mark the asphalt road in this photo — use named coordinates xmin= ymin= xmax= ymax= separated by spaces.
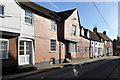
xmin=16 ymin=58 xmax=120 ymax=80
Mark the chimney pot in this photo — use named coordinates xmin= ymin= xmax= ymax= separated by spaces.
xmin=93 ymin=27 xmax=97 ymax=33
xmin=103 ymin=31 xmax=106 ymax=35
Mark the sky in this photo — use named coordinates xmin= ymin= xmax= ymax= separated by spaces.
xmin=31 ymin=1 xmax=118 ymax=40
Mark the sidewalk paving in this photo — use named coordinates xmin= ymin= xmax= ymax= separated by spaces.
xmin=2 ymin=56 xmax=120 ymax=79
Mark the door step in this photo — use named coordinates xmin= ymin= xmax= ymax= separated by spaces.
xmin=63 ymin=58 xmax=71 ymax=63
xmin=18 ymin=65 xmax=37 ymax=72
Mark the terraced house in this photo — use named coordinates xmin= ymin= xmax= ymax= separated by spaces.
xmin=1 ymin=0 xmax=35 ymax=73
xmin=0 ymin=0 xmax=113 ymax=73
xmin=78 ymin=26 xmax=90 ymax=58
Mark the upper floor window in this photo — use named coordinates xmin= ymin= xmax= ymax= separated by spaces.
xmin=105 ymin=41 xmax=107 ymax=45
xmin=72 ymin=25 xmax=76 ymax=36
xmin=0 ymin=5 xmax=4 ymax=15
xmin=81 ymin=28 xmax=84 ymax=36
xmin=87 ymin=31 xmax=89 ymax=38
xmin=77 ymin=46 xmax=79 ymax=53
xmin=50 ymin=39 xmax=56 ymax=52
xmin=0 ymin=39 xmax=8 ymax=59
xmin=110 ymin=41 xmax=111 ymax=46
xmin=51 ymin=20 xmax=56 ymax=31
xmin=25 ymin=10 xmax=33 ymax=25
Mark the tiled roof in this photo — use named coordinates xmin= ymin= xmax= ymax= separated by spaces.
xmin=56 ymin=8 xmax=76 ymax=21
xmin=89 ymin=30 xmax=100 ymax=41
xmin=97 ymin=33 xmax=112 ymax=41
xmin=16 ymin=0 xmax=61 ymax=21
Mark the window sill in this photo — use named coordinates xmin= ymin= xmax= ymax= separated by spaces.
xmin=23 ymin=22 xmax=33 ymax=27
xmin=50 ymin=29 xmax=56 ymax=32
xmin=49 ymin=51 xmax=57 ymax=53
xmin=0 ymin=15 xmax=5 ymax=18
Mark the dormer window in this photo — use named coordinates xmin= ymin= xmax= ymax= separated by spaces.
xmin=72 ymin=25 xmax=76 ymax=36
xmin=87 ymin=31 xmax=89 ymax=38
xmin=81 ymin=28 xmax=84 ymax=36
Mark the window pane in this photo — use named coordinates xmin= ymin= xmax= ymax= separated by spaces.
xmin=72 ymin=25 xmax=76 ymax=36
xmin=26 ymin=41 xmax=32 ymax=55
xmin=20 ymin=41 xmax=24 ymax=45
xmin=0 ymin=6 xmax=4 ymax=15
xmin=51 ymin=20 xmax=56 ymax=31
xmin=50 ymin=39 xmax=56 ymax=51
xmin=20 ymin=51 xmax=24 ymax=55
xmin=25 ymin=10 xmax=32 ymax=25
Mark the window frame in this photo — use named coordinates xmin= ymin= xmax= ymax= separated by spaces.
xmin=25 ymin=9 xmax=33 ymax=25
xmin=81 ymin=47 xmax=83 ymax=54
xmin=105 ymin=41 xmax=107 ymax=45
xmin=69 ymin=42 xmax=76 ymax=53
xmin=72 ymin=24 xmax=77 ymax=36
xmin=77 ymin=46 xmax=79 ymax=53
xmin=87 ymin=47 xmax=89 ymax=53
xmin=0 ymin=39 xmax=9 ymax=59
xmin=0 ymin=5 xmax=4 ymax=15
xmin=50 ymin=20 xmax=56 ymax=31
xmin=50 ymin=38 xmax=57 ymax=52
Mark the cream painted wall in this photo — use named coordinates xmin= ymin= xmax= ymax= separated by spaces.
xmin=0 ymin=0 xmax=21 ymax=33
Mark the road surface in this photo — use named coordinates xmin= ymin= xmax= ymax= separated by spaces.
xmin=15 ymin=58 xmax=120 ymax=79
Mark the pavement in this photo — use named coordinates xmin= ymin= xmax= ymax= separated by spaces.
xmin=2 ymin=56 xmax=120 ymax=79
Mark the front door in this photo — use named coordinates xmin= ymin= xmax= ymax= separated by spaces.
xmin=18 ymin=40 xmax=32 ymax=66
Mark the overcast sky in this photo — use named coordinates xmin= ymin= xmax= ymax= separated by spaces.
xmin=31 ymin=1 xmax=118 ymax=40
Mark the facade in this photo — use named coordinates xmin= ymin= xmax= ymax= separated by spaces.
xmin=57 ymin=8 xmax=80 ymax=60
xmin=1 ymin=0 xmax=35 ymax=73
xmin=77 ymin=26 xmax=90 ymax=59
xmin=89 ymin=30 xmax=100 ymax=58
xmin=0 ymin=0 xmax=21 ymax=70
xmin=113 ymin=37 xmax=120 ymax=56
xmin=97 ymin=31 xmax=113 ymax=56
xmin=0 ymin=0 xmax=114 ymax=73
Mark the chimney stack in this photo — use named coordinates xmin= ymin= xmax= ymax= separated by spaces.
xmin=103 ymin=31 xmax=106 ymax=35
xmin=93 ymin=27 xmax=97 ymax=33
xmin=117 ymin=36 xmax=120 ymax=40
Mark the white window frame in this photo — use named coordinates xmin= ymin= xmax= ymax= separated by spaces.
xmin=81 ymin=28 xmax=84 ymax=36
xmin=87 ymin=47 xmax=89 ymax=53
xmin=25 ymin=9 xmax=33 ymax=25
xmin=81 ymin=47 xmax=83 ymax=53
xmin=77 ymin=46 xmax=79 ymax=53
xmin=72 ymin=24 xmax=77 ymax=36
xmin=87 ymin=31 xmax=89 ymax=38
xmin=110 ymin=41 xmax=111 ymax=46
xmin=0 ymin=5 xmax=4 ymax=15
xmin=50 ymin=38 xmax=57 ymax=52
xmin=105 ymin=41 xmax=107 ymax=45
xmin=50 ymin=20 xmax=56 ymax=31
xmin=0 ymin=39 xmax=9 ymax=59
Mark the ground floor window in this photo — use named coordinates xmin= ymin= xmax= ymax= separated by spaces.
xmin=0 ymin=39 xmax=8 ymax=59
xmin=87 ymin=47 xmax=89 ymax=53
xmin=50 ymin=39 xmax=56 ymax=52
xmin=69 ymin=42 xmax=76 ymax=53
xmin=81 ymin=47 xmax=83 ymax=53
xmin=95 ymin=47 xmax=97 ymax=53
